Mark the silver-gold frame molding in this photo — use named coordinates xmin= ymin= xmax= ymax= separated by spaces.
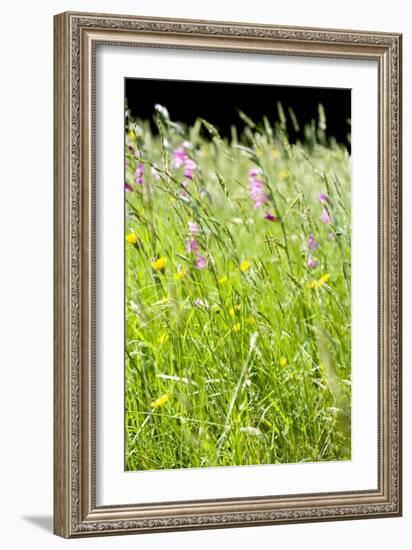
xmin=54 ymin=11 xmax=402 ymax=538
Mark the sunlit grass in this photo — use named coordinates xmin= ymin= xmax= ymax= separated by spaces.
xmin=124 ymin=104 xmax=351 ymax=471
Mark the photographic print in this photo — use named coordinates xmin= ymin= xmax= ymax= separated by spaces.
xmin=54 ymin=13 xmax=401 ymax=537
xmin=124 ymin=79 xmax=352 ymax=471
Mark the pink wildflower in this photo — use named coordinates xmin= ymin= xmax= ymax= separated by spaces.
xmin=196 ymin=255 xmax=207 ymax=269
xmin=249 ymin=167 xmax=268 ymax=209
xmin=319 ymin=193 xmax=328 ymax=204
xmin=321 ymin=208 xmax=332 ymax=224
xmin=173 ymin=147 xmax=186 ymax=168
xmin=135 ymin=163 xmax=144 ymax=185
xmin=188 ymin=221 xmax=199 ymax=235
xmin=185 ymin=239 xmax=200 ymax=255
xmin=307 ymin=256 xmax=318 ymax=269
xmin=264 ymin=213 xmax=279 ymax=222
xmin=125 ymin=182 xmax=132 ymax=192
xmin=307 ymin=234 xmax=318 ymax=250
xmin=183 ymin=158 xmax=197 ymax=180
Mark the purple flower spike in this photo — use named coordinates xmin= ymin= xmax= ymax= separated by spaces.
xmin=183 ymin=158 xmax=197 ymax=179
xmin=125 ymin=182 xmax=133 ymax=192
xmin=135 ymin=163 xmax=144 ymax=185
xmin=196 ymin=255 xmax=207 ymax=269
xmin=185 ymin=239 xmax=200 ymax=255
xmin=319 ymin=193 xmax=328 ymax=204
xmin=173 ymin=147 xmax=186 ymax=169
xmin=188 ymin=221 xmax=199 ymax=235
xmin=249 ymin=167 xmax=268 ymax=209
xmin=321 ymin=208 xmax=332 ymax=225
xmin=307 ymin=234 xmax=318 ymax=250
xmin=249 ymin=168 xmax=262 ymax=178
xmin=264 ymin=213 xmax=279 ymax=222
xmin=307 ymin=256 xmax=318 ymax=269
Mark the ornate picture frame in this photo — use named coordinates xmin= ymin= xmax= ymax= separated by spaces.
xmin=54 ymin=11 xmax=402 ymax=538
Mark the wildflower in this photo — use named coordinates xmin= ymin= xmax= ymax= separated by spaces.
xmin=195 ymin=298 xmax=209 ymax=309
xmin=151 ymin=257 xmax=167 ymax=271
xmin=173 ymin=147 xmax=186 ymax=168
xmin=307 ymin=256 xmax=318 ymax=269
xmin=264 ymin=213 xmax=279 ymax=222
xmin=183 ymin=158 xmax=197 ymax=180
xmin=249 ymin=167 xmax=268 ymax=209
xmin=317 ymin=273 xmax=330 ymax=287
xmin=126 ymin=232 xmax=138 ymax=245
xmin=308 ymin=280 xmax=316 ymax=289
xmin=279 ymin=357 xmax=287 ymax=367
xmin=229 ymin=305 xmax=241 ymax=317
xmin=151 ymin=165 xmax=161 ymax=180
xmin=158 ymin=333 xmax=169 ymax=345
xmin=233 ymin=323 xmax=241 ymax=332
xmin=218 ymin=275 xmax=228 ymax=285
xmin=319 ymin=193 xmax=328 ymax=204
xmin=127 ymin=130 xmax=135 ymax=141
xmin=307 ymin=234 xmax=318 ymax=250
xmin=173 ymin=145 xmax=197 ymax=179
xmin=135 ymin=163 xmax=144 ymax=185
xmin=196 ymin=255 xmax=207 ymax=269
xmin=278 ymin=169 xmax=289 ymax=179
xmin=185 ymin=238 xmax=200 ymax=255
xmin=188 ymin=221 xmax=199 ymax=235
xmin=321 ymin=208 xmax=332 ymax=224
xmin=150 ymin=394 xmax=169 ymax=409
xmin=246 ymin=316 xmax=256 ymax=325
xmin=240 ymin=260 xmax=251 ymax=272
xmin=173 ymin=268 xmax=187 ymax=280
xmin=125 ymin=182 xmax=133 ymax=192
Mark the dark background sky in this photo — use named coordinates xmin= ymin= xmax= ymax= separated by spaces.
xmin=125 ymin=78 xmax=351 ymax=147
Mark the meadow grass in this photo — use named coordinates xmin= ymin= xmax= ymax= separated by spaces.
xmin=124 ymin=105 xmax=351 ymax=471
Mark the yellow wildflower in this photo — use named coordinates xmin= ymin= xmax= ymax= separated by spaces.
xmin=308 ymin=280 xmax=316 ymax=289
xmin=279 ymin=356 xmax=287 ymax=367
xmin=317 ymin=273 xmax=330 ymax=288
xmin=218 ymin=275 xmax=228 ymax=285
xmin=174 ymin=269 xmax=187 ymax=280
xmin=126 ymin=232 xmax=138 ymax=245
xmin=240 ymin=260 xmax=251 ymax=272
xmin=150 ymin=394 xmax=169 ymax=409
xmin=229 ymin=305 xmax=241 ymax=317
xmin=127 ymin=130 xmax=135 ymax=141
xmin=157 ymin=333 xmax=169 ymax=345
xmin=233 ymin=323 xmax=241 ymax=332
xmin=246 ymin=316 xmax=256 ymax=325
xmin=278 ymin=169 xmax=290 ymax=180
xmin=151 ymin=257 xmax=167 ymax=271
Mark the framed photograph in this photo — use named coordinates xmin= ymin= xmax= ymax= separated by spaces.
xmin=54 ymin=11 xmax=402 ymax=538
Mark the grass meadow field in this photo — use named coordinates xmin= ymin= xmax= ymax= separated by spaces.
xmin=124 ymin=103 xmax=351 ymax=471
